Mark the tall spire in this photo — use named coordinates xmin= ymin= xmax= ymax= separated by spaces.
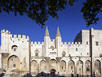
xmin=56 ymin=27 xmax=61 ymax=37
xmin=45 ymin=26 xmax=49 ymax=36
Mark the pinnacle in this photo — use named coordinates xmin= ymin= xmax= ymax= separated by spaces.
xmin=56 ymin=27 xmax=61 ymax=37
xmin=45 ymin=26 xmax=49 ymax=36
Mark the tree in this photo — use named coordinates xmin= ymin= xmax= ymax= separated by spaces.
xmin=81 ymin=0 xmax=102 ymax=27
xmin=0 ymin=0 xmax=102 ymax=27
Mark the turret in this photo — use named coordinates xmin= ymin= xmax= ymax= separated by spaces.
xmin=44 ymin=27 xmax=51 ymax=56
xmin=56 ymin=27 xmax=61 ymax=37
xmin=44 ymin=27 xmax=51 ymax=42
xmin=55 ymin=27 xmax=62 ymax=56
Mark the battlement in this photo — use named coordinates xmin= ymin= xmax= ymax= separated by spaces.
xmin=18 ymin=35 xmax=21 ymax=38
xmin=1 ymin=29 xmax=30 ymax=40
xmin=12 ymin=34 xmax=29 ymax=40
xmin=63 ymin=42 xmax=82 ymax=46
xmin=1 ymin=29 xmax=11 ymax=34
xmin=1 ymin=29 xmax=83 ymax=46
xmin=31 ymin=41 xmax=44 ymax=46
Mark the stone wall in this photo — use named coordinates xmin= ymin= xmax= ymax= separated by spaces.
xmin=0 ymin=28 xmax=102 ymax=77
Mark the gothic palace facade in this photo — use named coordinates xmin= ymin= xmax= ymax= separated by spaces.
xmin=0 ymin=27 xmax=102 ymax=77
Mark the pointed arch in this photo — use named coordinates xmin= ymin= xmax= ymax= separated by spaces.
xmin=85 ymin=60 xmax=91 ymax=76
xmin=60 ymin=60 xmax=66 ymax=72
xmin=8 ymin=55 xmax=20 ymax=70
xmin=40 ymin=60 xmax=47 ymax=73
xmin=31 ymin=60 xmax=38 ymax=75
xmin=50 ymin=59 xmax=57 ymax=72
xmin=94 ymin=60 xmax=101 ymax=77
xmin=68 ymin=60 xmax=75 ymax=75
xmin=76 ymin=60 xmax=83 ymax=76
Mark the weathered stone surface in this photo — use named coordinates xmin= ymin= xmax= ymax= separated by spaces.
xmin=0 ymin=28 xmax=102 ymax=77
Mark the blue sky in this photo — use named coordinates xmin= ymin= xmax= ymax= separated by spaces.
xmin=0 ymin=0 xmax=102 ymax=44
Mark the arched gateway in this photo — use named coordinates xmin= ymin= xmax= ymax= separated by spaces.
xmin=8 ymin=55 xmax=20 ymax=70
xmin=50 ymin=59 xmax=57 ymax=72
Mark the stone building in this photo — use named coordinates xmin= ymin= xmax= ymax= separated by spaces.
xmin=0 ymin=27 xmax=102 ymax=77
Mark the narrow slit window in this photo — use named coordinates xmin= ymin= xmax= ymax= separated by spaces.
xmin=76 ymin=48 xmax=78 ymax=51
xmin=86 ymin=42 xmax=88 ymax=45
xmin=12 ymin=45 xmax=18 ymax=51
xmin=35 ymin=53 xmax=38 ymax=56
xmin=96 ymin=42 xmax=99 ymax=46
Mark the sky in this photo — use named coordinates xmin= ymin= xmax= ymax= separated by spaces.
xmin=0 ymin=0 xmax=102 ymax=44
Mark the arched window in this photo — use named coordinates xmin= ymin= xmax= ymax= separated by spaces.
xmin=50 ymin=46 xmax=54 ymax=50
xmin=62 ymin=51 xmax=66 ymax=57
xmin=11 ymin=45 xmax=18 ymax=51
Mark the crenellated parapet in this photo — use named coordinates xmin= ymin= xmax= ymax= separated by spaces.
xmin=1 ymin=29 xmax=30 ymax=40
xmin=12 ymin=34 xmax=29 ymax=40
xmin=62 ymin=42 xmax=82 ymax=46
xmin=31 ymin=41 xmax=44 ymax=46
xmin=1 ymin=29 xmax=11 ymax=34
xmin=1 ymin=29 xmax=85 ymax=48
